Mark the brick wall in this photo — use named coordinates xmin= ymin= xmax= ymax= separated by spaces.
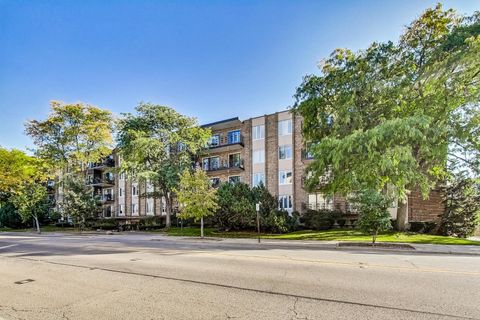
xmin=408 ymin=189 xmax=444 ymax=222
xmin=242 ymin=119 xmax=252 ymax=186
xmin=265 ymin=113 xmax=278 ymax=196
xmin=293 ymin=114 xmax=308 ymax=212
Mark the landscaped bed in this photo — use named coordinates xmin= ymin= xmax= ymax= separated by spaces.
xmin=163 ymin=227 xmax=480 ymax=246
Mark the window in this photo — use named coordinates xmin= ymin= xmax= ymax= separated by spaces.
xmin=132 ymin=203 xmax=138 ymax=215
xmin=118 ymin=204 xmax=124 ymax=216
xmin=229 ymin=153 xmax=241 ymax=168
xmin=203 ymin=157 xmax=220 ymax=171
xmin=253 ymin=150 xmax=265 ymax=164
xmin=308 ymin=193 xmax=333 ymax=210
xmin=252 ymin=173 xmax=265 ymax=187
xmin=209 ymin=134 xmax=220 ymax=147
xmin=119 ymin=188 xmax=123 ymax=197
xmin=279 ymin=170 xmax=293 ymax=184
xmin=278 ymin=145 xmax=292 ymax=160
xmin=161 ymin=197 xmax=166 ymax=213
xmin=252 ymin=125 xmax=265 ymax=140
xmin=278 ymin=195 xmax=293 ymax=210
xmin=210 ymin=178 xmax=220 ymax=188
xmin=227 ymin=130 xmax=241 ymax=144
xmin=120 ymin=173 xmax=125 ymax=180
xmin=278 ymin=119 xmax=292 ymax=136
xmin=229 ymin=176 xmax=240 ymax=184
xmin=132 ymin=184 xmax=138 ymax=196
xmin=147 ymin=201 xmax=154 ymax=214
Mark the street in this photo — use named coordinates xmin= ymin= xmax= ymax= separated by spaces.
xmin=0 ymin=233 xmax=479 ymax=320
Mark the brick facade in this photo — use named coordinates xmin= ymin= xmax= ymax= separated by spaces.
xmin=408 ymin=189 xmax=444 ymax=222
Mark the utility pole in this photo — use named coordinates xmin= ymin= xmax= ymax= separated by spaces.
xmin=256 ymin=203 xmax=261 ymax=244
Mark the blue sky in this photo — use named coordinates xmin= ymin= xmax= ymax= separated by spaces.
xmin=0 ymin=0 xmax=478 ymax=150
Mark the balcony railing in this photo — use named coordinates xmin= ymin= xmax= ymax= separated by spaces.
xmin=87 ymin=177 xmax=115 ymax=186
xmin=87 ymin=158 xmax=115 ymax=169
xmin=99 ymin=194 xmax=114 ymax=202
xmin=204 ymin=159 xmax=244 ymax=172
xmin=207 ymin=135 xmax=244 ymax=149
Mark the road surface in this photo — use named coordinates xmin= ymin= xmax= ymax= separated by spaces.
xmin=0 ymin=232 xmax=479 ymax=320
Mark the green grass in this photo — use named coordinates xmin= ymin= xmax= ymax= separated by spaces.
xmin=164 ymin=227 xmax=480 ymax=246
xmin=0 ymin=225 xmax=77 ymax=233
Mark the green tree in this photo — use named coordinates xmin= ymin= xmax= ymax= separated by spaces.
xmin=175 ymin=168 xmax=218 ymax=238
xmin=355 ymin=190 xmax=393 ymax=244
xmin=60 ymin=175 xmax=99 ymax=230
xmin=214 ymin=182 xmax=256 ymax=230
xmin=25 ymin=101 xmax=114 ymax=172
xmin=116 ymin=103 xmax=211 ymax=227
xmin=293 ymin=5 xmax=480 ymax=230
xmin=0 ymin=147 xmax=49 ymax=195
xmin=25 ymin=101 xmax=114 ymax=222
xmin=440 ymin=174 xmax=480 ymax=238
xmin=11 ymin=182 xmax=51 ymax=234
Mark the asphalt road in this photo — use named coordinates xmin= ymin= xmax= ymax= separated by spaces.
xmin=0 ymin=232 xmax=479 ymax=320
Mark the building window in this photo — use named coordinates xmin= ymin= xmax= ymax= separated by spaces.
xmin=228 ymin=130 xmax=241 ymax=144
xmin=279 ymin=171 xmax=293 ymax=185
xmin=161 ymin=197 xmax=166 ymax=214
xmin=119 ymin=204 xmax=124 ymax=216
xmin=252 ymin=125 xmax=265 ymax=140
xmin=119 ymin=188 xmax=123 ymax=197
xmin=252 ymin=173 xmax=265 ymax=187
xmin=119 ymin=173 xmax=125 ymax=180
xmin=210 ymin=177 xmax=220 ymax=188
xmin=253 ymin=150 xmax=265 ymax=164
xmin=278 ymin=119 xmax=292 ymax=136
xmin=147 ymin=201 xmax=154 ymax=214
xmin=132 ymin=203 xmax=138 ymax=215
xmin=229 ymin=153 xmax=241 ymax=168
xmin=278 ymin=195 xmax=293 ymax=210
xmin=229 ymin=176 xmax=240 ymax=184
xmin=209 ymin=134 xmax=220 ymax=147
xmin=308 ymin=193 xmax=333 ymax=210
xmin=278 ymin=145 xmax=292 ymax=160
xmin=132 ymin=184 xmax=138 ymax=196
xmin=202 ymin=157 xmax=220 ymax=171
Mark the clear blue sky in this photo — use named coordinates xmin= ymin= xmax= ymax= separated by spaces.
xmin=0 ymin=0 xmax=478 ymax=150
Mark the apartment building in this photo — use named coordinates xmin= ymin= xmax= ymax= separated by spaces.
xmin=82 ymin=109 xmax=443 ymax=226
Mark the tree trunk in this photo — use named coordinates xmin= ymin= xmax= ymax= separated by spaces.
xmin=396 ymin=198 xmax=409 ymax=231
xmin=200 ymin=217 xmax=204 ymax=239
xmin=165 ymin=195 xmax=171 ymax=228
xmin=372 ymin=229 xmax=377 ymax=246
xmin=34 ymin=215 xmax=41 ymax=234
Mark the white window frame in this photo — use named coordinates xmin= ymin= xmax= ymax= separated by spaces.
xmin=278 ymin=119 xmax=292 ymax=136
xmin=132 ymin=184 xmax=138 ymax=196
xmin=278 ymin=195 xmax=293 ymax=210
xmin=253 ymin=150 xmax=265 ymax=164
xmin=279 ymin=170 xmax=293 ymax=185
xmin=252 ymin=172 xmax=265 ymax=187
xmin=308 ymin=193 xmax=334 ymax=210
xmin=118 ymin=204 xmax=124 ymax=216
xmin=278 ymin=145 xmax=292 ymax=160
xmin=252 ymin=125 xmax=265 ymax=140
xmin=228 ymin=175 xmax=241 ymax=184
xmin=132 ymin=203 xmax=138 ymax=215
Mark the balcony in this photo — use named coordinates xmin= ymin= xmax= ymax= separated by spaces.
xmin=99 ymin=194 xmax=114 ymax=203
xmin=204 ymin=134 xmax=244 ymax=153
xmin=87 ymin=157 xmax=115 ymax=170
xmin=87 ymin=176 xmax=115 ymax=187
xmin=204 ymin=159 xmax=244 ymax=173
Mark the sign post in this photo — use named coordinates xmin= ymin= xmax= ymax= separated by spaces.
xmin=255 ymin=203 xmax=261 ymax=244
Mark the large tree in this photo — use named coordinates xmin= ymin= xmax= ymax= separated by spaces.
xmin=175 ymin=168 xmax=218 ymax=238
xmin=116 ymin=103 xmax=211 ymax=227
xmin=25 ymin=101 xmax=114 ymax=172
xmin=11 ymin=182 xmax=51 ymax=234
xmin=293 ymin=5 xmax=480 ymax=230
xmin=25 ymin=101 xmax=114 ymax=221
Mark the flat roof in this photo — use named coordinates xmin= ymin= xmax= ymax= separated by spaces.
xmin=201 ymin=117 xmax=240 ymax=128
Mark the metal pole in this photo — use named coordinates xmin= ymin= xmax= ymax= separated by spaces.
xmin=256 ymin=203 xmax=260 ymax=243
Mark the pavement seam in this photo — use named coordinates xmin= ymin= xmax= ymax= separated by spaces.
xmin=8 ymin=256 xmax=479 ymax=320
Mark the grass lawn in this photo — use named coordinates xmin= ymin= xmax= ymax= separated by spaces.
xmin=0 ymin=225 xmax=77 ymax=233
xmin=165 ymin=227 xmax=480 ymax=246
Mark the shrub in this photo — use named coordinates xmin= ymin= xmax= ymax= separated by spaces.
xmin=92 ymin=219 xmax=119 ymax=230
xmin=439 ymin=176 xmax=480 ymax=238
xmin=303 ymin=209 xmax=342 ymax=230
xmin=354 ymin=189 xmax=392 ymax=244
xmin=409 ymin=221 xmax=437 ymax=234
xmin=139 ymin=216 xmax=165 ymax=230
